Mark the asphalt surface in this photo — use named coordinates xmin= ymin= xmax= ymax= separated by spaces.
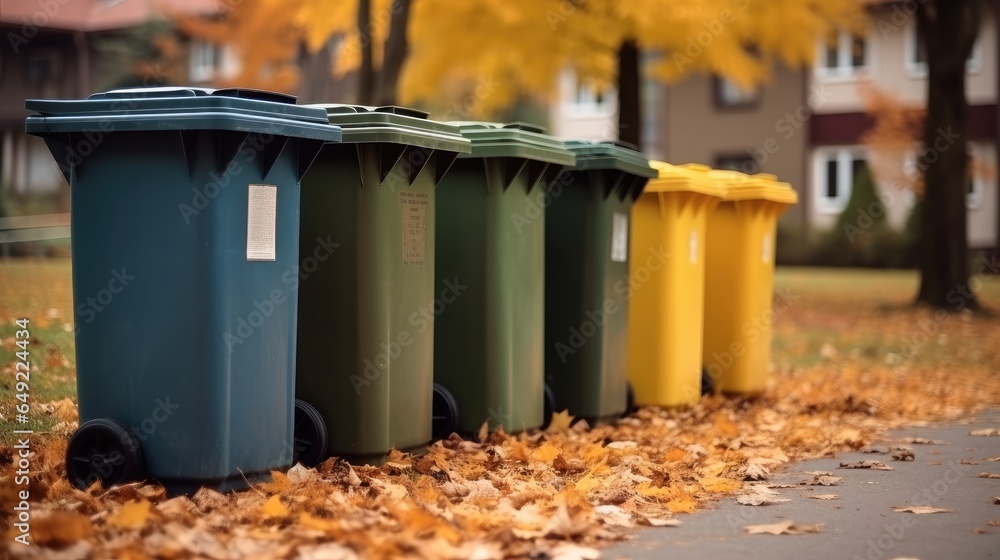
xmin=603 ymin=409 xmax=1000 ymax=560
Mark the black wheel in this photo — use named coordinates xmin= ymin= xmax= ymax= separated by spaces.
xmin=293 ymin=399 xmax=328 ymax=468
xmin=625 ymin=382 xmax=637 ymax=415
xmin=541 ymin=383 xmax=557 ymax=429
xmin=701 ymin=367 xmax=714 ymax=396
xmin=431 ymin=383 xmax=459 ymax=440
xmin=65 ymin=418 xmax=143 ymax=490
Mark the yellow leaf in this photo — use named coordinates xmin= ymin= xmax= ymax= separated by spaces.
xmin=574 ymin=473 xmax=601 ymax=494
xmin=110 ymin=499 xmax=152 ymax=529
xmin=666 ymin=495 xmax=698 ymax=513
xmin=546 ymin=409 xmax=574 ymax=432
xmin=260 ymin=495 xmax=288 ymax=519
xmin=699 ymin=477 xmax=742 ymax=493
xmin=663 ymin=448 xmax=688 ymax=463
xmin=532 ymin=442 xmax=561 ymax=463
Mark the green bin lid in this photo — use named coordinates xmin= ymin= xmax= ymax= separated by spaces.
xmin=308 ymin=104 xmax=470 ymax=154
xmin=447 ymin=122 xmax=575 ymax=166
xmin=561 ymin=140 xmax=657 ymax=179
xmin=25 ymin=87 xmax=341 ymax=142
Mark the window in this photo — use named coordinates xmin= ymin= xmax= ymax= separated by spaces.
xmin=813 ymin=147 xmax=867 ymax=213
xmin=906 ymin=22 xmax=981 ymax=76
xmin=190 ymin=39 xmax=222 ymax=82
xmin=715 ymin=153 xmax=758 ymax=175
xmin=816 ymin=30 xmax=867 ymax=79
xmin=562 ymin=69 xmax=615 ymax=114
xmin=713 ymin=76 xmax=760 ymax=108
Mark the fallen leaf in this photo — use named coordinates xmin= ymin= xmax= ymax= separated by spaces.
xmin=960 ymin=459 xmax=980 ymax=465
xmin=737 ymin=488 xmax=790 ymax=506
xmin=902 ymin=437 xmax=948 ymax=445
xmin=808 ymin=494 xmax=838 ymax=500
xmin=988 ymin=520 xmax=1000 ymax=527
xmin=109 ymin=499 xmax=153 ymax=529
xmin=977 ymin=472 xmax=1000 ymax=479
xmin=606 ymin=441 xmax=637 ymax=449
xmin=261 ymin=495 xmax=289 ymax=519
xmin=891 ymin=450 xmax=915 ymax=461
xmin=644 ymin=517 xmax=681 ymax=527
xmin=743 ymin=463 xmax=770 ymax=481
xmin=891 ymin=506 xmax=953 ymax=514
xmin=840 ymin=460 xmax=893 ymax=471
xmin=549 ymin=543 xmax=601 ymax=560
xmin=970 ymin=428 xmax=999 ymax=437
xmin=744 ymin=520 xmax=824 ymax=535
xmin=808 ymin=474 xmax=844 ymax=486
xmin=546 ymin=410 xmax=574 ymax=432
xmin=972 ymin=528 xmax=989 ymax=534
xmin=28 ymin=511 xmax=93 ymax=546
xmin=295 ymin=542 xmax=360 ymax=560
xmin=994 ymin=496 xmax=1000 ymax=504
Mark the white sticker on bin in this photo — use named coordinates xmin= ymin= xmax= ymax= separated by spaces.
xmin=611 ymin=212 xmax=628 ymax=263
xmin=689 ymin=230 xmax=698 ymax=264
xmin=247 ymin=184 xmax=277 ymax=261
xmin=762 ymin=233 xmax=772 ymax=264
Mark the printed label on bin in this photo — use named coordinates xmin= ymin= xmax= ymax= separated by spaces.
xmin=611 ymin=212 xmax=628 ymax=263
xmin=401 ymin=192 xmax=428 ymax=266
xmin=247 ymin=184 xmax=277 ymax=261
xmin=689 ymin=230 xmax=698 ymax=264
xmin=762 ymin=233 xmax=772 ymax=264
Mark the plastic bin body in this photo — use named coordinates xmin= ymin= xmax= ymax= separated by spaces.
xmin=627 ymin=163 xmax=724 ymax=408
xmin=703 ymin=172 xmax=798 ymax=396
xmin=545 ymin=142 xmax=656 ymax=424
xmin=26 ymin=87 xmax=340 ymax=493
xmin=434 ymin=123 xmax=574 ymax=435
xmin=295 ymin=105 xmax=469 ymax=462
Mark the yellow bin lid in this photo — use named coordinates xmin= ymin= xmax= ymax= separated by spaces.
xmin=647 ymin=161 xmax=726 ymax=198
xmin=708 ymin=170 xmax=799 ymax=205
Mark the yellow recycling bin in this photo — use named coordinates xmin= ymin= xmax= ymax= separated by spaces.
xmin=627 ymin=162 xmax=725 ymax=408
xmin=702 ymin=171 xmax=798 ymax=396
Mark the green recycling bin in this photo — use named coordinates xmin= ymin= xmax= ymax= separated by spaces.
xmin=25 ymin=87 xmax=341 ymax=493
xmin=294 ymin=105 xmax=470 ymax=465
xmin=432 ymin=122 xmax=575 ymax=438
xmin=544 ymin=141 xmax=656 ymax=425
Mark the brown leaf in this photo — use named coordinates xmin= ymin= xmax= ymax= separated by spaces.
xmin=840 ymin=460 xmax=893 ymax=471
xmin=28 ymin=511 xmax=93 ymax=546
xmin=744 ymin=520 xmax=824 ymax=535
xmin=109 ymin=499 xmax=153 ymax=529
xmin=994 ymin=496 xmax=1000 ymax=504
xmin=977 ymin=472 xmax=1000 ymax=479
xmin=808 ymin=494 xmax=839 ymax=500
xmin=891 ymin=506 xmax=953 ymax=514
xmin=736 ymin=488 xmax=790 ymax=506
xmin=891 ymin=450 xmax=915 ymax=461
xmin=969 ymin=428 xmax=999 ymax=437
xmin=901 ymin=437 xmax=948 ymax=445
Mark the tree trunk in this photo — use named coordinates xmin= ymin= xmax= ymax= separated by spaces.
xmin=915 ymin=0 xmax=982 ymax=310
xmin=356 ymin=0 xmax=375 ymax=105
xmin=376 ymin=0 xmax=412 ymax=106
xmin=616 ymin=39 xmax=641 ymax=148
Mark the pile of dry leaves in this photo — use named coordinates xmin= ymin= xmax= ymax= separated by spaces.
xmin=3 ymin=356 xmax=1000 ymax=560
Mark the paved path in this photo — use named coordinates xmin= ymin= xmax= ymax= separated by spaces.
xmin=604 ymin=410 xmax=1000 ymax=560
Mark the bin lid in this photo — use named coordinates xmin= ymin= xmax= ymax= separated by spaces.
xmin=446 ymin=122 xmax=575 ymax=165
xmin=708 ymin=169 xmax=799 ymax=205
xmin=646 ymin=161 xmax=726 ymax=198
xmin=25 ymin=87 xmax=342 ymax=142
xmin=308 ymin=104 xmax=470 ymax=154
xmin=561 ymin=140 xmax=657 ymax=179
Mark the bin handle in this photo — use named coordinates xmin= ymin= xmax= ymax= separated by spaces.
xmin=502 ymin=122 xmax=547 ymax=133
xmin=608 ymin=139 xmax=640 ymax=151
xmin=212 ymin=88 xmax=299 ymax=104
xmin=88 ymin=87 xmax=298 ymax=105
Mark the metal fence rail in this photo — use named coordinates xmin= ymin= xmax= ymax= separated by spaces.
xmin=0 ymin=213 xmax=71 ymax=246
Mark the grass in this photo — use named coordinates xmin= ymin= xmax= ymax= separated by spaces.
xmin=0 ymin=258 xmax=997 ymax=446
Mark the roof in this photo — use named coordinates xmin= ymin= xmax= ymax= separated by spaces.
xmin=0 ymin=0 xmax=221 ymax=33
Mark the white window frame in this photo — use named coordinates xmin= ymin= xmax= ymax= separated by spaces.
xmin=189 ymin=39 xmax=221 ymax=82
xmin=904 ymin=145 xmax=986 ymax=209
xmin=560 ymin=69 xmax=616 ymax=117
xmin=904 ymin=21 xmax=982 ymax=77
xmin=812 ymin=146 xmax=867 ymax=214
xmin=815 ymin=30 xmax=869 ymax=81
